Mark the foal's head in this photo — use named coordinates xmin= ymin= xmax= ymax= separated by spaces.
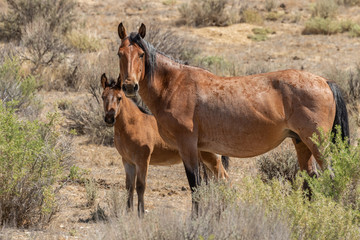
xmin=117 ymin=22 xmax=148 ymax=97
xmin=101 ymin=73 xmax=122 ymax=126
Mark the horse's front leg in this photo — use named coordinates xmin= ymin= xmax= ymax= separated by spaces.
xmin=123 ymin=160 xmax=136 ymax=210
xmin=177 ymin=136 xmax=201 ymax=215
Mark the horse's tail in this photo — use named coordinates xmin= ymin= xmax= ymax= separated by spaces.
xmin=221 ymin=156 xmax=230 ymax=170
xmin=327 ymin=81 xmax=350 ymax=143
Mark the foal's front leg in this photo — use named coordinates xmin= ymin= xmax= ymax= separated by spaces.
xmin=123 ymin=160 xmax=136 ymax=210
xmin=135 ymin=156 xmax=150 ymax=217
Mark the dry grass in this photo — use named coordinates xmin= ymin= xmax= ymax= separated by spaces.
xmin=95 ymin=182 xmax=290 ymax=240
xmin=178 ymin=0 xmax=238 ymax=27
xmin=257 ymin=147 xmax=299 ymax=183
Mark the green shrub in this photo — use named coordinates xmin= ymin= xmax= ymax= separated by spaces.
xmin=241 ymin=177 xmax=360 ymax=239
xmin=302 ymin=17 xmax=352 ymax=35
xmin=247 ymin=27 xmax=275 ymax=41
xmin=0 ymin=56 xmax=40 ymax=117
xmin=178 ymin=0 xmax=231 ymax=27
xmin=0 ymin=0 xmax=76 ymax=41
xmin=349 ymin=23 xmax=360 ymax=37
xmin=0 ymin=106 xmax=72 ymax=227
xmin=309 ymin=127 xmax=360 ymax=209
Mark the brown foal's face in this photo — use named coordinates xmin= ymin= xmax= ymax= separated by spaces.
xmin=101 ymin=74 xmax=122 ymax=126
xmin=117 ymin=22 xmax=147 ymax=97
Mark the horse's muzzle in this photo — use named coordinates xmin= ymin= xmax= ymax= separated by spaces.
xmin=122 ymin=83 xmax=139 ymax=97
xmin=104 ymin=110 xmax=115 ymax=126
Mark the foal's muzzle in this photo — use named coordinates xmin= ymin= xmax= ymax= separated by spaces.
xmin=122 ymin=83 xmax=139 ymax=97
xmin=104 ymin=109 xmax=115 ymax=126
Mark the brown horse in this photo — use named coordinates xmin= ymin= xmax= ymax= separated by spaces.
xmin=100 ymin=73 xmax=228 ymax=215
xmin=116 ymin=23 xmax=350 ymax=209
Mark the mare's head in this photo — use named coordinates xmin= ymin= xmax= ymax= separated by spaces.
xmin=101 ymin=73 xmax=122 ymax=126
xmin=118 ymin=22 xmax=151 ymax=97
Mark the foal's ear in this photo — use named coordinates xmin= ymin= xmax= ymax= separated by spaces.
xmin=116 ymin=74 xmax=122 ymax=87
xmin=118 ymin=22 xmax=127 ymax=40
xmin=101 ymin=73 xmax=108 ymax=89
xmin=138 ymin=23 xmax=146 ymax=38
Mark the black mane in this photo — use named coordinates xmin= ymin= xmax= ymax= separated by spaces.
xmin=128 ymin=32 xmax=187 ymax=81
xmin=129 ymin=32 xmax=157 ymax=81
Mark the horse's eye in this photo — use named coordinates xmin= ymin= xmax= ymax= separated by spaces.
xmin=117 ymin=96 xmax=122 ymax=102
xmin=118 ymin=52 xmax=122 ymax=58
xmin=139 ymin=53 xmax=144 ymax=59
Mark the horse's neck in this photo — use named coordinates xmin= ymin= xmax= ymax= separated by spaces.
xmin=139 ymin=54 xmax=181 ymax=112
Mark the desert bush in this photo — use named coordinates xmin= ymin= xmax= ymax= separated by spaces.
xmin=302 ymin=17 xmax=356 ymax=35
xmin=336 ymin=0 xmax=360 ymax=5
xmin=145 ymin=24 xmax=199 ymax=64
xmin=240 ymin=8 xmax=264 ymax=25
xmin=197 ymin=55 xmax=230 ymax=76
xmin=65 ymin=95 xmax=113 ymax=146
xmin=0 ymin=56 xmax=41 ymax=118
xmin=0 ymin=0 xmax=76 ymax=41
xmin=324 ymin=65 xmax=360 ymax=105
xmin=309 ymin=127 xmax=360 ymax=210
xmin=247 ymin=27 xmax=275 ymax=41
xmin=65 ymin=30 xmax=102 ymax=53
xmin=178 ymin=0 xmax=231 ymax=27
xmin=257 ymin=148 xmax=299 ymax=183
xmin=311 ymin=0 xmax=338 ymax=19
xmin=241 ymin=177 xmax=360 ymax=240
xmin=265 ymin=0 xmax=277 ymax=12
xmin=349 ymin=23 xmax=360 ymax=37
xmin=0 ymin=107 xmax=73 ymax=227
xmin=99 ymin=182 xmax=290 ymax=240
xmin=20 ymin=17 xmax=68 ymax=72
xmin=85 ymin=178 xmax=98 ymax=207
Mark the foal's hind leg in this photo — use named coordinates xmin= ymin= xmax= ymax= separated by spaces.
xmin=200 ymin=151 xmax=228 ymax=179
xmin=123 ymin=160 xmax=136 ymax=210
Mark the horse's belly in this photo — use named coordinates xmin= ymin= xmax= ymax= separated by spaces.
xmin=149 ymin=147 xmax=182 ymax=166
xmin=198 ymin=123 xmax=287 ymax=158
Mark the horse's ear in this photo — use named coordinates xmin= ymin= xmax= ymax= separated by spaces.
xmin=118 ymin=22 xmax=127 ymax=40
xmin=138 ymin=23 xmax=146 ymax=38
xmin=101 ymin=73 xmax=108 ymax=89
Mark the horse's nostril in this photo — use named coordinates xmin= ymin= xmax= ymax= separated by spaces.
xmin=134 ymin=84 xmax=139 ymax=91
xmin=122 ymin=85 xmax=127 ymax=92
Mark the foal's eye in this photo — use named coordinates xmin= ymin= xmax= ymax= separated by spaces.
xmin=117 ymin=96 xmax=122 ymax=102
xmin=139 ymin=53 xmax=144 ymax=59
xmin=118 ymin=52 xmax=122 ymax=58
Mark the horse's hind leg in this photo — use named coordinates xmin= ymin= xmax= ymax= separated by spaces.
xmin=292 ymin=139 xmax=318 ymax=177
xmin=123 ymin=160 xmax=136 ymax=210
xmin=200 ymin=151 xmax=228 ymax=179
